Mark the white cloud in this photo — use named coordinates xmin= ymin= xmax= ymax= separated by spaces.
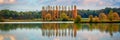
xmin=0 ymin=0 xmax=4 ymax=4
xmin=0 ymin=0 xmax=15 ymax=4
xmin=0 ymin=0 xmax=119 ymax=11
xmin=9 ymin=0 xmax=15 ymax=3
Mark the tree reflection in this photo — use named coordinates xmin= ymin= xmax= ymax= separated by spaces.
xmin=41 ymin=23 xmax=77 ymax=37
xmin=0 ymin=23 xmax=120 ymax=37
xmin=0 ymin=24 xmax=42 ymax=31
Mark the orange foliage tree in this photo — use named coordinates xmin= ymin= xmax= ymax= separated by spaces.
xmin=45 ymin=13 xmax=51 ymax=21
xmin=112 ymin=12 xmax=119 ymax=20
xmin=99 ymin=13 xmax=108 ymax=21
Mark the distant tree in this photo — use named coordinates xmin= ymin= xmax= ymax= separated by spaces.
xmin=0 ymin=11 xmax=4 ymax=22
xmin=89 ymin=15 xmax=93 ymax=22
xmin=99 ymin=13 xmax=107 ymax=20
xmin=0 ymin=17 xmax=3 ymax=22
xmin=112 ymin=12 xmax=119 ymax=20
xmin=9 ymin=17 xmax=13 ymax=20
xmin=108 ymin=10 xmax=114 ymax=21
xmin=74 ymin=15 xmax=81 ymax=23
xmin=60 ymin=13 xmax=68 ymax=21
xmin=45 ymin=13 xmax=51 ymax=21
xmin=0 ymin=14 xmax=4 ymax=22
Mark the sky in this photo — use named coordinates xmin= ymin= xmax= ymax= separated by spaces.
xmin=0 ymin=0 xmax=120 ymax=11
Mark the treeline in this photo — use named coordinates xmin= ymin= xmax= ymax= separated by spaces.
xmin=78 ymin=7 xmax=120 ymax=18
xmin=0 ymin=7 xmax=120 ymax=20
xmin=75 ymin=9 xmax=120 ymax=23
xmin=0 ymin=9 xmax=41 ymax=20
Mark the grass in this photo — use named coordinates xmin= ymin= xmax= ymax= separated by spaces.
xmin=3 ymin=19 xmax=42 ymax=22
xmin=1 ymin=18 xmax=120 ymax=23
xmin=78 ymin=18 xmax=120 ymax=23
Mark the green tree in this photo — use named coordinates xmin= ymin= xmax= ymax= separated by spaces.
xmin=0 ymin=11 xmax=4 ymax=22
xmin=60 ymin=13 xmax=68 ymax=21
xmin=9 ymin=17 xmax=13 ymax=20
xmin=108 ymin=10 xmax=113 ymax=21
xmin=74 ymin=15 xmax=81 ymax=23
xmin=0 ymin=16 xmax=4 ymax=22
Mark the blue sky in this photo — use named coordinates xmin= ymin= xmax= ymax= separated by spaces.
xmin=0 ymin=0 xmax=120 ymax=11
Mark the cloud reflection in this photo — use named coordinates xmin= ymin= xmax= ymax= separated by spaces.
xmin=0 ymin=35 xmax=16 ymax=40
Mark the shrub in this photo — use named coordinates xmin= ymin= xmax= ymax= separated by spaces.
xmin=60 ymin=13 xmax=69 ymax=21
xmin=0 ymin=17 xmax=4 ymax=22
xmin=89 ymin=15 xmax=93 ymax=22
xmin=74 ymin=15 xmax=81 ymax=23
xmin=94 ymin=16 xmax=99 ymax=22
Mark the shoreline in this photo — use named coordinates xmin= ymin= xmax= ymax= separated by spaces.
xmin=1 ymin=19 xmax=120 ymax=24
xmin=0 ymin=21 xmax=120 ymax=24
xmin=0 ymin=21 xmax=74 ymax=24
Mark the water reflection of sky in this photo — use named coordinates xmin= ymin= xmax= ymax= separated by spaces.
xmin=0 ymin=23 xmax=120 ymax=40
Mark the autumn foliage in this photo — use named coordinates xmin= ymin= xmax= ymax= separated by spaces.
xmin=108 ymin=10 xmax=120 ymax=21
xmin=99 ymin=13 xmax=107 ymax=21
xmin=89 ymin=15 xmax=93 ymax=22
xmin=45 ymin=13 xmax=51 ymax=21
xmin=60 ymin=13 xmax=69 ymax=21
xmin=112 ymin=12 xmax=119 ymax=20
xmin=74 ymin=15 xmax=81 ymax=23
xmin=94 ymin=16 xmax=99 ymax=22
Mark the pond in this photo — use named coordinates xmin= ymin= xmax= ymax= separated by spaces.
xmin=0 ymin=23 xmax=120 ymax=40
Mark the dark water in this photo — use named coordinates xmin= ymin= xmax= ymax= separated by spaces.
xmin=0 ymin=23 xmax=120 ymax=40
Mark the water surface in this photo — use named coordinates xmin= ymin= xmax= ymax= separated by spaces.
xmin=0 ymin=23 xmax=120 ymax=40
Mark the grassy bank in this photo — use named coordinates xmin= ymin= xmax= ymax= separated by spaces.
xmin=1 ymin=18 xmax=120 ymax=23
xmin=75 ymin=18 xmax=120 ymax=23
xmin=3 ymin=19 xmax=42 ymax=22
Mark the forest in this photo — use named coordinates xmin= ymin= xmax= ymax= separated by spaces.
xmin=78 ymin=7 xmax=120 ymax=18
xmin=0 ymin=7 xmax=120 ymax=22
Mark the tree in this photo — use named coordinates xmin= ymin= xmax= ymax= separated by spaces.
xmin=0 ymin=16 xmax=4 ymax=22
xmin=112 ymin=12 xmax=119 ymax=20
xmin=108 ymin=10 xmax=119 ymax=21
xmin=108 ymin=10 xmax=114 ymax=21
xmin=0 ymin=14 xmax=4 ymax=22
xmin=94 ymin=16 xmax=99 ymax=22
xmin=9 ymin=17 xmax=13 ymax=20
xmin=99 ymin=13 xmax=107 ymax=21
xmin=74 ymin=15 xmax=81 ymax=23
xmin=89 ymin=15 xmax=93 ymax=22
xmin=60 ymin=13 xmax=68 ymax=21
xmin=45 ymin=13 xmax=51 ymax=21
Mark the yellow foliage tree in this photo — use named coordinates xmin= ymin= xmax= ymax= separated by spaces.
xmin=45 ymin=13 xmax=51 ymax=21
xmin=89 ymin=15 xmax=93 ymax=22
xmin=99 ymin=13 xmax=107 ymax=21
xmin=94 ymin=16 xmax=99 ymax=22
xmin=74 ymin=15 xmax=81 ymax=23
xmin=60 ymin=13 xmax=68 ymax=21
xmin=108 ymin=10 xmax=119 ymax=21
xmin=112 ymin=12 xmax=119 ymax=20
xmin=108 ymin=10 xmax=114 ymax=21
